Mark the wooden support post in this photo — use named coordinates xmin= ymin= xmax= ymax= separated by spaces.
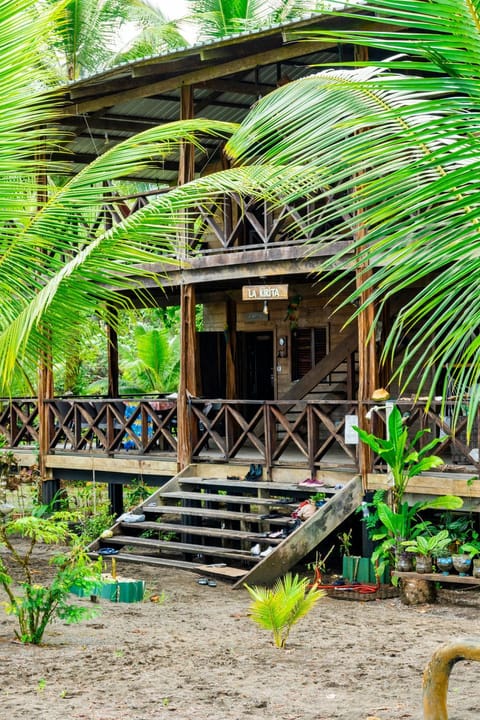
xmin=38 ymin=357 xmax=54 ymax=472
xmin=108 ymin=483 xmax=124 ymax=518
xmin=178 ymin=85 xmax=195 ymax=185
xmin=176 ymin=85 xmax=197 ymax=470
xmin=354 ymin=44 xmax=378 ymax=492
xmin=178 ymin=285 xmax=199 ymax=468
xmin=225 ymin=298 xmax=237 ymax=400
xmin=107 ymin=306 xmax=119 ymax=398
xmin=36 ymin=161 xmax=54 ymax=481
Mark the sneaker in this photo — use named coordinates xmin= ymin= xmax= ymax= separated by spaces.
xmin=268 ymin=530 xmax=286 ymax=539
xmin=298 ymin=478 xmax=324 ymax=487
xmin=121 ymin=512 xmax=146 ymax=523
xmin=260 ymin=546 xmax=274 ymax=558
xmin=250 ymin=543 xmax=261 ymax=556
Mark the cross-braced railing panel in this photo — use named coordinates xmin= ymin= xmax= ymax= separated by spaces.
xmin=190 ymin=194 xmax=328 ymax=254
xmin=0 ymin=399 xmax=39 ymax=447
xmin=3 ymin=396 xmax=480 ymax=475
xmin=310 ymin=403 xmax=359 ymax=465
xmin=46 ymin=398 xmax=177 ymax=454
xmin=368 ymin=401 xmax=480 ymax=474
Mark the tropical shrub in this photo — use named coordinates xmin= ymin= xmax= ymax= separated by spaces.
xmin=0 ymin=509 xmax=101 ymax=644
xmin=371 ymin=495 xmax=463 ymax=581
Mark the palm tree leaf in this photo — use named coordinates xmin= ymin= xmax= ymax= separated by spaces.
xmin=225 ymin=1 xmax=480 ymax=428
xmin=0 ymin=118 xmax=241 ymax=385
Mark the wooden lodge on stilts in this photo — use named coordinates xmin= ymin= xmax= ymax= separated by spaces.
xmin=3 ymin=14 xmax=480 ymax=586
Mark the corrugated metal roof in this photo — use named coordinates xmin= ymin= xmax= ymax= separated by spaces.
xmin=57 ymin=9 xmax=370 ymax=185
xmin=67 ymin=12 xmax=326 ymax=88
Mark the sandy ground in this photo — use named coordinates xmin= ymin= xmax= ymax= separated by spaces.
xmin=0 ymin=545 xmax=479 ymax=720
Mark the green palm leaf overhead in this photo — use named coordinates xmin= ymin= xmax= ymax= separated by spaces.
xmin=43 ymin=0 xmax=187 ymax=81
xmin=186 ymin=0 xmax=322 ymax=40
xmin=226 ymin=0 xmax=480 ymax=427
xmin=0 ymin=1 xmax=243 ymax=388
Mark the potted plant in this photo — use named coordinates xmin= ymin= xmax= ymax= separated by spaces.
xmin=436 ymin=512 xmax=475 ymax=576
xmin=451 ymin=552 xmax=472 ymax=576
xmin=402 ymin=530 xmax=452 ymax=573
xmin=310 ymin=491 xmax=327 ymax=507
xmin=370 ymin=495 xmax=463 ymax=583
xmin=460 ymin=537 xmax=480 ymax=578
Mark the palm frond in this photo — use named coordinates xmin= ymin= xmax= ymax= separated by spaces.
xmin=245 ymin=573 xmax=324 ymax=648
xmin=226 ymin=0 xmax=480 ymax=427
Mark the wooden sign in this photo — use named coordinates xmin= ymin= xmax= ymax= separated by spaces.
xmin=242 ymin=284 xmax=289 ymax=301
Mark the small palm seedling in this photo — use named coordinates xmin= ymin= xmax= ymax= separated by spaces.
xmin=244 ymin=573 xmax=325 ymax=649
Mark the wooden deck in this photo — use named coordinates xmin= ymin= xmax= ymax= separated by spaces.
xmin=4 ymin=397 xmax=480 ymax=516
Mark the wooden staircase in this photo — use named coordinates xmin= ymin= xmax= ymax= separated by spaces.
xmin=88 ymin=466 xmax=363 ymax=587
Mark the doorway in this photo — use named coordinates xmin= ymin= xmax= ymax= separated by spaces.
xmin=238 ymin=332 xmax=274 ymax=401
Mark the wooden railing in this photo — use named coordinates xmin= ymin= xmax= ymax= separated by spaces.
xmin=0 ymin=398 xmax=39 ymax=447
xmin=367 ymin=400 xmax=480 ymax=475
xmin=190 ymin=194 xmax=333 ymax=254
xmin=45 ymin=397 xmax=177 ymax=454
xmin=81 ymin=192 xmax=344 ymax=260
xmin=189 ymin=399 xmax=359 ymax=475
xmin=0 ymin=396 xmax=479 ymax=476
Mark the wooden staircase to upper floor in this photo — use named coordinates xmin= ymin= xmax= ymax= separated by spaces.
xmin=88 ymin=465 xmax=363 ymax=587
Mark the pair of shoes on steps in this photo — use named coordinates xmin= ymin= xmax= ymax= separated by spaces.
xmin=250 ymin=544 xmax=274 ymax=558
xmin=245 ymin=463 xmax=263 ymax=481
xmin=298 ymin=478 xmax=324 ymax=487
xmin=268 ymin=529 xmax=287 ymax=539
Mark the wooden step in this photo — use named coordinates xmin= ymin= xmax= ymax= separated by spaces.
xmin=90 ymin=551 xmax=247 ymax=581
xmin=178 ymin=476 xmax=339 ymax=494
xmin=89 ymin=552 xmax=203 ymax=572
xmin=102 ymin=534 xmax=262 ymax=562
xmin=235 ymin=475 xmax=363 ymax=588
xmin=159 ymin=490 xmax=297 ymax=507
xmin=142 ymin=504 xmax=292 ymax=523
xmin=118 ymin=520 xmax=285 ymax=543
xmin=195 ymin=564 xmax=247 ymax=580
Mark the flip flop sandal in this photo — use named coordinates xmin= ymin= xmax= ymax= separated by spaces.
xmin=197 ymin=577 xmax=208 ymax=585
xmin=98 ymin=547 xmax=119 ymax=556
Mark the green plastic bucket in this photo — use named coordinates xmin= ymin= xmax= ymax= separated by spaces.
xmin=71 ymin=575 xmax=145 ymax=603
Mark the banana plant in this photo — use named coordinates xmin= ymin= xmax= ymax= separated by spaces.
xmin=354 ymin=405 xmax=444 ymax=511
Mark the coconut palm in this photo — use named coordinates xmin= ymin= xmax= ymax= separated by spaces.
xmin=7 ymin=0 xmax=480 ymax=430
xmin=42 ymin=0 xmax=187 ymax=82
xmin=0 ymin=0 xmax=244 ymax=389
xmin=119 ymin=325 xmax=180 ymax=394
xmin=225 ymin=0 xmax=480 ymax=429
xmin=185 ymin=0 xmax=322 ymax=41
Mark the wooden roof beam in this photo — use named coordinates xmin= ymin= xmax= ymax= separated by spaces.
xmin=61 ymin=38 xmax=338 ymax=116
xmin=63 ymin=115 xmax=175 ymax=135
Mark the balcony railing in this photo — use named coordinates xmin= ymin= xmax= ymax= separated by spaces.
xmin=0 ymin=396 xmax=478 ymax=477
